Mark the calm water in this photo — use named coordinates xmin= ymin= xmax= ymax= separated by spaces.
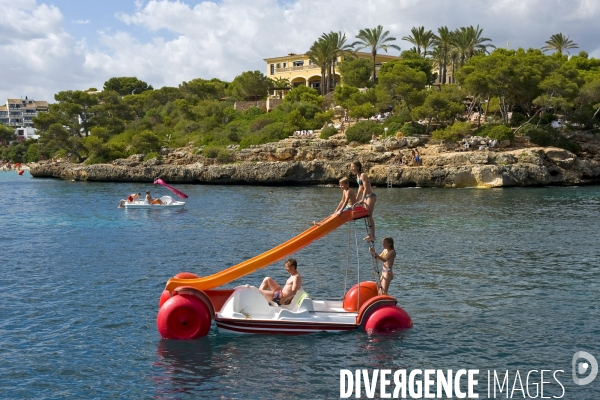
xmin=1 ymin=171 xmax=599 ymax=399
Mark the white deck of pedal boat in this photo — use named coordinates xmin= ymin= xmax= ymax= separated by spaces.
xmin=216 ymin=286 xmax=359 ymax=333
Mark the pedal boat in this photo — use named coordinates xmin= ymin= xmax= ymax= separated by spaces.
xmin=158 ymin=279 xmax=411 ymax=338
xmin=156 ymin=206 xmax=412 ymax=339
xmin=122 ymin=195 xmax=185 ymax=209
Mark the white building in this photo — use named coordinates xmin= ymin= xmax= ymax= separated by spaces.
xmin=0 ymin=97 xmax=48 ymax=128
xmin=15 ymin=126 xmax=39 ymax=141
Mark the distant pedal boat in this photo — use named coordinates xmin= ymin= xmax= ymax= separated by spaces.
xmin=122 ymin=195 xmax=185 ymax=209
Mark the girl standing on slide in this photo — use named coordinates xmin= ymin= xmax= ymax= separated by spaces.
xmin=351 ymin=161 xmax=376 ymax=242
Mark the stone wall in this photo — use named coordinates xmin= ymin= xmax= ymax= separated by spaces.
xmin=267 ymin=98 xmax=283 ymax=111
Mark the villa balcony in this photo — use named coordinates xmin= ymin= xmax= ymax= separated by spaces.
xmin=275 ymin=64 xmax=320 ymax=73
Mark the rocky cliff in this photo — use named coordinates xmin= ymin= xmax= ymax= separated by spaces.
xmin=29 ymin=132 xmax=600 ymax=188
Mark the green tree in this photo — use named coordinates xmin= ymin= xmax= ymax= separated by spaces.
xmin=269 ymin=77 xmax=291 ymax=99
xmin=307 ymin=38 xmax=335 ymax=94
xmin=541 ymin=33 xmax=579 ymax=55
xmin=458 ymin=49 xmax=559 ymax=123
xmin=178 ymin=78 xmax=227 ymax=101
xmin=0 ymin=124 xmax=15 ymax=145
xmin=103 ymin=77 xmax=154 ymax=96
xmin=533 ymin=65 xmax=581 ymax=119
xmin=334 ymin=85 xmax=360 ymax=109
xmin=285 ymin=109 xmax=307 ymax=130
xmin=431 ymin=121 xmax=471 ymax=141
xmin=412 ymin=86 xmax=465 ymax=131
xmin=90 ymin=90 xmax=130 ymax=136
xmin=82 ymin=135 xmax=108 ymax=163
xmin=352 ymin=25 xmax=401 ymax=82
xmin=454 ymin=25 xmax=495 ymax=67
xmin=402 ymin=26 xmax=435 ymax=57
xmin=282 ymin=85 xmax=323 ymax=106
xmin=397 ymin=51 xmax=437 ymax=85
xmin=131 ymin=130 xmax=160 ymax=154
xmin=349 ymin=103 xmax=375 ymax=121
xmin=53 ymin=90 xmax=100 ymax=136
xmin=320 ymin=31 xmax=356 ymax=93
xmin=345 ymin=121 xmax=382 ymax=143
xmin=227 ymin=70 xmax=271 ymax=101
xmin=6 ymin=143 xmax=27 ymax=163
xmin=38 ymin=123 xmax=86 ymax=162
xmin=433 ymin=26 xmax=455 ymax=84
xmin=24 ymin=142 xmax=40 ymax=162
xmin=574 ymin=76 xmax=600 ymax=127
xmin=377 ymin=62 xmax=427 ymax=114
xmin=338 ymin=57 xmax=373 ymax=88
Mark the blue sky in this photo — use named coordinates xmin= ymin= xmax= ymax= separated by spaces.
xmin=1 ymin=0 xmax=599 ymax=103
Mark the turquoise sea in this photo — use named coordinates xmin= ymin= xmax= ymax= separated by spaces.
xmin=1 ymin=171 xmax=599 ymax=399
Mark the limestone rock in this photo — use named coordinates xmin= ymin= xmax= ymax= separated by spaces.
xmin=29 ymin=134 xmax=600 ymax=188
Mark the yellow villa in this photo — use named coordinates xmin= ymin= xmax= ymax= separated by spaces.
xmin=263 ymin=51 xmax=401 ymax=95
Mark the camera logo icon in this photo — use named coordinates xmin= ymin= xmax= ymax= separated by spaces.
xmin=572 ymin=351 xmax=598 ymax=386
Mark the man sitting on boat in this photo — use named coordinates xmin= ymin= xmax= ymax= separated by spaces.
xmin=146 ymin=190 xmax=165 ymax=205
xmin=259 ymin=258 xmax=302 ymax=305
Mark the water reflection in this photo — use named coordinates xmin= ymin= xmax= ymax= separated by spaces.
xmin=154 ymin=337 xmax=218 ymax=398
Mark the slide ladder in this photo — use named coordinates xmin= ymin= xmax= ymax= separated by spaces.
xmin=165 ymin=206 xmax=370 ymax=292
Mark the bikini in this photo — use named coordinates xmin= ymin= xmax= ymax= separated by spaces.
xmin=357 ymin=177 xmax=376 ymax=200
xmin=381 ymin=250 xmax=392 ymax=273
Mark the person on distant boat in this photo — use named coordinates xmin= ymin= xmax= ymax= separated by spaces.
xmin=127 ymin=193 xmax=141 ymax=203
xmin=145 ymin=190 xmax=164 ymax=205
xmin=351 ymin=160 xmax=377 ymax=242
xmin=369 ymin=237 xmax=396 ymax=295
xmin=334 ymin=177 xmax=358 ymax=215
xmin=259 ymin=258 xmax=302 ymax=306
xmin=119 ymin=193 xmax=141 ymax=208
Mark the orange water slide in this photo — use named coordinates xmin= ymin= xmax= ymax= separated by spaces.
xmin=165 ymin=206 xmax=370 ymax=292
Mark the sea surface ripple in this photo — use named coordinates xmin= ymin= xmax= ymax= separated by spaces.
xmin=1 ymin=171 xmax=599 ymax=399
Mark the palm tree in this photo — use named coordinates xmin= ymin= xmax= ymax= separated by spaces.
xmin=453 ymin=25 xmax=495 ymax=67
xmin=321 ymin=31 xmax=355 ymax=92
xmin=542 ymin=33 xmax=579 ymax=55
xmin=453 ymin=28 xmax=472 ymax=67
xmin=448 ymin=49 xmax=459 ymax=84
xmin=352 ymin=25 xmax=401 ymax=82
xmin=433 ymin=26 xmax=454 ymax=84
xmin=269 ymin=77 xmax=290 ymax=99
xmin=402 ymin=26 xmax=435 ymax=57
xmin=307 ymin=39 xmax=334 ymax=95
xmin=429 ymin=46 xmax=445 ymax=84
xmin=466 ymin=25 xmax=495 ymax=57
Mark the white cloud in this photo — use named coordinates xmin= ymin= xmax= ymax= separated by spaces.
xmin=72 ymin=19 xmax=90 ymax=25
xmin=0 ymin=0 xmax=599 ymax=103
xmin=0 ymin=0 xmax=92 ymax=102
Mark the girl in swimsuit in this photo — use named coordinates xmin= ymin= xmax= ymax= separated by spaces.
xmin=369 ymin=237 xmax=396 ymax=295
xmin=351 ymin=161 xmax=377 ymax=242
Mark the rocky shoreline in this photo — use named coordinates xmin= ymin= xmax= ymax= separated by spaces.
xmin=29 ymin=132 xmax=600 ymax=188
